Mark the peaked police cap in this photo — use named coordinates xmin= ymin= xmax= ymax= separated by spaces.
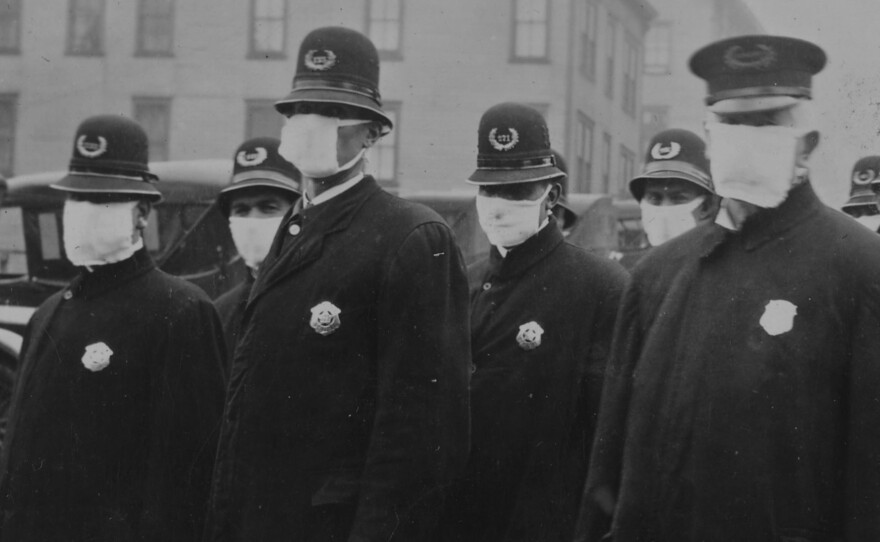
xmin=52 ymin=115 xmax=161 ymax=201
xmin=843 ymin=155 xmax=880 ymax=209
xmin=468 ymin=103 xmax=565 ymax=185
xmin=690 ymin=35 xmax=826 ymax=113
xmin=629 ymin=129 xmax=713 ymax=200
xmin=275 ymin=27 xmax=393 ymax=133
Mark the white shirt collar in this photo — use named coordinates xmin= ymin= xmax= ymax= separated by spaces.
xmin=303 ymin=173 xmax=365 ymax=207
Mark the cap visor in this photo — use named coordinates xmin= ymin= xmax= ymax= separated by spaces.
xmin=709 ymin=95 xmax=801 ymax=114
xmin=467 ymin=166 xmax=565 ymax=185
xmin=842 ymin=195 xmax=877 ymax=208
xmin=220 ymin=176 xmax=301 ymax=196
xmin=275 ymin=90 xmax=393 ymax=133
xmin=629 ymin=169 xmax=714 ymax=199
xmin=52 ymin=173 xmax=163 ymax=200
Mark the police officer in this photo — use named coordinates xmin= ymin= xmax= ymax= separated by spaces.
xmin=577 ymin=36 xmax=880 ymax=541
xmin=0 ymin=115 xmax=227 ymax=540
xmin=549 ymin=149 xmax=578 ymax=236
xmin=205 ymin=27 xmax=471 ymax=541
xmin=842 ymin=156 xmax=880 ymax=231
xmin=214 ymin=137 xmax=300 ymax=360
xmin=631 ymin=129 xmax=719 ymax=246
xmin=437 ymin=103 xmax=626 ymax=541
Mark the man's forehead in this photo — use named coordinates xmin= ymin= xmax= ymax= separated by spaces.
xmin=643 ymin=178 xmax=699 ymax=192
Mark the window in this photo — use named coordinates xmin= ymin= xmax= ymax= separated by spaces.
xmin=645 ymin=22 xmax=671 ymax=75
xmin=368 ymin=103 xmax=400 ymax=188
xmin=574 ymin=112 xmax=594 ymax=193
xmin=604 ymin=16 xmax=616 ymax=99
xmin=622 ymin=34 xmax=639 ymax=117
xmin=619 ymin=145 xmax=636 ymax=195
xmin=0 ymin=207 xmax=26 ymax=275
xmin=245 ymin=99 xmax=284 ymax=139
xmin=579 ymin=1 xmax=598 ymax=79
xmin=511 ymin=0 xmax=549 ymax=62
xmin=249 ymin=0 xmax=286 ymax=59
xmin=0 ymin=0 xmax=21 ymax=54
xmin=367 ymin=0 xmax=403 ymax=59
xmin=137 ymin=0 xmax=174 ymax=56
xmin=133 ymin=97 xmax=171 ymax=162
xmin=641 ymin=104 xmax=668 ymax=152
xmin=601 ymin=132 xmax=612 ymax=193
xmin=0 ymin=95 xmax=16 ymax=177
xmin=67 ymin=0 xmax=104 ymax=56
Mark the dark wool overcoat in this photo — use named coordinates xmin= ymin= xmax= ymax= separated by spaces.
xmin=438 ymin=220 xmax=626 ymax=542
xmin=577 ymin=183 xmax=880 ymax=542
xmin=0 ymin=248 xmax=227 ymax=541
xmin=205 ymin=176 xmax=471 ymax=542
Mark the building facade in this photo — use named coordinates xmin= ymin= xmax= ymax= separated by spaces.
xmin=0 ymin=0 xmax=653 ymax=195
xmin=641 ymin=0 xmax=763 ymax=156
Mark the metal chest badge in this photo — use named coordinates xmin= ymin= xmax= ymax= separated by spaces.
xmin=759 ymin=299 xmax=797 ymax=336
xmin=310 ymin=301 xmax=342 ymax=336
xmin=81 ymin=341 xmax=113 ymax=372
xmin=516 ymin=321 xmax=544 ymax=351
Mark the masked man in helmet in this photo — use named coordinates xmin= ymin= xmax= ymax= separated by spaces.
xmin=214 ymin=137 xmax=300 ymax=361
xmin=0 ymin=115 xmax=226 ymax=541
xmin=437 ymin=103 xmax=626 ymax=542
xmin=206 ymin=27 xmax=471 ymax=541
xmin=577 ymin=36 xmax=880 ymax=541
xmin=631 ymin=129 xmax=719 ymax=246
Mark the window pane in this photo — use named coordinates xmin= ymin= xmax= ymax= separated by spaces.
xmin=0 ymin=206 xmax=26 ymax=275
xmin=0 ymin=0 xmax=21 ymax=52
xmin=645 ymin=24 xmax=671 ymax=74
xmin=368 ymin=0 xmax=402 ymax=54
xmin=255 ymin=0 xmax=284 ymax=18
xmin=368 ymin=107 xmax=398 ymax=186
xmin=133 ymin=99 xmax=171 ymax=161
xmin=68 ymin=0 xmax=104 ymax=55
xmin=246 ymin=100 xmax=284 ymax=139
xmin=39 ymin=212 xmax=61 ymax=261
xmin=0 ymin=96 xmax=16 ymax=177
xmin=513 ymin=0 xmax=547 ymax=59
xmin=138 ymin=0 xmax=174 ymax=54
xmin=251 ymin=0 xmax=285 ymax=55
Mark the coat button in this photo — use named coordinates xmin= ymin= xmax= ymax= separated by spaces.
xmin=482 ymin=282 xmax=491 ymax=291
xmin=288 ymin=224 xmax=301 ymax=236
xmin=63 ymin=291 xmax=73 ymax=300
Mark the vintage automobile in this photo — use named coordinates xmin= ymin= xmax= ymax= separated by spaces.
xmin=0 ymin=164 xmax=643 ymax=418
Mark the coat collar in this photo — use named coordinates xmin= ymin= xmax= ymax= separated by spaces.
xmin=701 ymin=182 xmax=822 ymax=257
xmin=487 ymin=217 xmax=565 ymax=280
xmin=65 ymin=247 xmax=156 ymax=300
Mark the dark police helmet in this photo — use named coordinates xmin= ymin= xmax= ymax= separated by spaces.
xmin=218 ymin=137 xmax=302 ymax=216
xmin=843 ymin=155 xmax=880 ymax=211
xmin=629 ymin=129 xmax=713 ymax=201
xmin=51 ymin=115 xmax=162 ymax=201
xmin=275 ymin=27 xmax=393 ymax=133
xmin=467 ymin=102 xmax=565 ymax=186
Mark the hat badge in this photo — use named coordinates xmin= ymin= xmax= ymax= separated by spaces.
xmin=516 ymin=321 xmax=544 ymax=351
xmin=236 ymin=147 xmax=268 ymax=167
xmin=304 ymin=49 xmax=338 ymax=71
xmin=723 ymin=44 xmax=777 ymax=70
xmin=488 ymin=127 xmax=519 ymax=152
xmin=310 ymin=301 xmax=342 ymax=336
xmin=650 ymin=141 xmax=682 ymax=161
xmin=854 ymin=169 xmax=876 ymax=185
xmin=76 ymin=134 xmax=108 ymax=158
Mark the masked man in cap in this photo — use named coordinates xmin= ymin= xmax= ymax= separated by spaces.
xmin=0 ymin=115 xmax=227 ymax=541
xmin=214 ymin=137 xmax=300 ymax=361
xmin=437 ymin=103 xmax=626 ymax=542
xmin=842 ymin=156 xmax=880 ymax=232
xmin=577 ymin=36 xmax=880 ymax=541
xmin=206 ymin=27 xmax=471 ymax=542
xmin=631 ymin=128 xmax=719 ymax=246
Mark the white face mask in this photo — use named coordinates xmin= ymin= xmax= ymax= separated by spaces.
xmin=705 ymin=122 xmax=805 ymax=208
xmin=278 ymin=114 xmax=370 ymax=179
xmin=63 ymin=200 xmax=142 ymax=267
xmin=639 ymin=197 xmax=704 ymax=246
xmin=476 ymin=185 xmax=551 ymax=249
xmin=855 ymin=214 xmax=880 ymax=232
xmin=228 ymin=216 xmax=284 ymax=270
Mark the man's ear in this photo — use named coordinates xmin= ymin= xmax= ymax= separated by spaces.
xmin=546 ymin=183 xmax=561 ymax=207
xmin=695 ymin=194 xmax=721 ymax=222
xmin=134 ymin=200 xmax=152 ymax=230
xmin=801 ymin=130 xmax=820 ymax=159
xmin=362 ymin=122 xmax=384 ymax=149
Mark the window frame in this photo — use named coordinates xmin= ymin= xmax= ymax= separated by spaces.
xmin=248 ymin=0 xmax=287 ymax=60
xmin=644 ymin=21 xmax=672 ymax=75
xmin=66 ymin=0 xmax=105 ymax=57
xmin=510 ymin=0 xmax=550 ymax=63
xmin=574 ymin=111 xmax=594 ymax=193
xmin=0 ymin=94 xmax=16 ymax=178
xmin=135 ymin=0 xmax=175 ymax=57
xmin=622 ymin=32 xmax=640 ymax=117
xmin=579 ymin=0 xmax=598 ymax=80
xmin=0 ymin=0 xmax=22 ymax=55
xmin=604 ymin=15 xmax=617 ymax=99
xmin=601 ymin=131 xmax=612 ymax=193
xmin=132 ymin=96 xmax=172 ymax=162
xmin=619 ymin=144 xmax=636 ymax=196
xmin=366 ymin=0 xmax=404 ymax=60
xmin=369 ymin=101 xmax=401 ymax=188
